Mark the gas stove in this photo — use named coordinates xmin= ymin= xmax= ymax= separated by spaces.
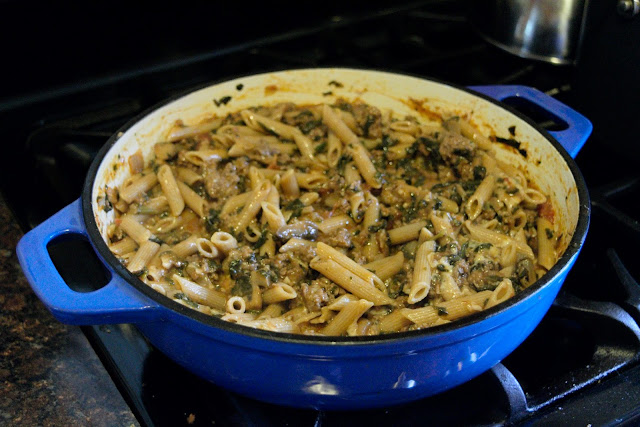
xmin=3 ymin=1 xmax=640 ymax=425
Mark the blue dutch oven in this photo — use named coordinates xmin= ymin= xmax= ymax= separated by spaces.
xmin=16 ymin=69 xmax=591 ymax=410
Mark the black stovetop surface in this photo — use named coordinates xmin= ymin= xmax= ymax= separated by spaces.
xmin=3 ymin=1 xmax=640 ymax=425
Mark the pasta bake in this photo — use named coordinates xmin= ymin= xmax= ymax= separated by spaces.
xmin=102 ymin=98 xmax=559 ymax=336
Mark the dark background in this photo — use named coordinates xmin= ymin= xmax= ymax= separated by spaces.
xmin=0 ymin=1 xmax=397 ymax=101
xmin=1 ymin=1 xmax=639 ymax=149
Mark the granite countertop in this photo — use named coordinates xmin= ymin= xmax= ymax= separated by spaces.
xmin=0 ymin=193 xmax=138 ymax=426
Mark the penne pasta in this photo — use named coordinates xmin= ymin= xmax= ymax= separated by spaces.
xmin=321 ymin=104 xmax=359 ymax=145
xmin=429 ymin=212 xmax=455 ymax=239
xmin=210 ymin=231 xmax=238 ymax=254
xmin=266 ymin=180 xmax=280 ymax=207
xmin=433 ymin=195 xmax=459 ymax=213
xmin=485 ymin=279 xmax=515 ymax=309
xmin=322 ymin=299 xmax=374 ymax=336
xmin=257 ymin=303 xmax=285 ymax=319
xmin=362 ymin=192 xmax=380 ymax=230
xmin=309 ymin=256 xmax=392 ymax=306
xmin=349 ymin=191 xmax=365 ymax=222
xmin=455 ymin=117 xmax=493 ymax=150
xmin=465 ymin=174 xmax=496 ymax=221
xmin=299 ymin=191 xmax=319 ymax=206
xmin=175 ymin=167 xmax=203 ymax=186
xmin=326 ymin=131 xmax=342 ymax=168
xmin=248 ymin=166 xmax=266 ymax=190
xmin=321 ymin=104 xmax=380 ymax=188
xmin=388 ymin=221 xmax=428 ymax=245
xmin=221 ymin=191 xmax=252 ymax=216
xmin=105 ymin=98 xmax=560 ymax=335
xmin=173 ymin=274 xmax=226 ymax=311
xmin=195 ymin=238 xmax=220 ymax=258
xmin=260 ymin=202 xmax=286 ymax=232
xmin=262 ymin=283 xmax=298 ymax=304
xmin=536 ymin=217 xmax=556 ymax=270
xmin=240 ymin=317 xmax=299 ymax=334
xmin=233 ymin=180 xmax=271 ymax=233
xmin=109 ymin=237 xmax=137 ymax=255
xmin=183 ymin=149 xmax=227 ymax=167
xmin=296 ymin=173 xmax=328 ymax=189
xmin=343 ymin=162 xmax=362 ymax=189
xmin=379 ymin=308 xmax=413 ymax=332
xmin=137 ymin=196 xmax=169 ymax=215
xmin=226 ymin=296 xmax=246 ymax=314
xmin=317 ymin=214 xmax=352 ymax=234
xmin=403 ymin=291 xmax=493 ymax=327
xmin=316 ymin=242 xmax=384 ymax=289
xmin=389 ymin=120 xmax=419 ymax=135
xmin=408 ymin=241 xmax=433 ymax=304
xmin=119 ymin=173 xmax=158 ymax=204
xmin=523 ymin=187 xmax=547 ymax=205
xmin=171 ymin=235 xmax=199 ymax=258
xmin=119 ymin=216 xmax=152 ymax=245
xmin=349 ymin=143 xmax=381 ymax=189
xmin=500 ymin=240 xmax=518 ymax=268
xmin=157 ymin=164 xmax=185 ymax=217
xmin=364 ymin=251 xmax=404 ymax=281
xmin=292 ymin=132 xmax=315 ymax=160
xmin=167 ymin=118 xmax=222 ymax=142
xmin=386 ymin=142 xmax=415 ymax=160
xmin=418 ymin=227 xmax=435 ymax=243
xmin=177 ymin=181 xmax=208 ymax=217
xmin=127 ymin=240 xmax=160 ymax=273
xmin=280 ymin=169 xmax=300 ymax=197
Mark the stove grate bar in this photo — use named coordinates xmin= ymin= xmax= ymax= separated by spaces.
xmin=610 ymin=248 xmax=640 ymax=328
xmin=490 ymin=363 xmax=529 ymax=423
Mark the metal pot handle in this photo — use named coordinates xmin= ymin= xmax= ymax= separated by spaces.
xmin=17 ymin=198 xmax=161 ymax=325
xmin=469 ymin=85 xmax=593 ymax=158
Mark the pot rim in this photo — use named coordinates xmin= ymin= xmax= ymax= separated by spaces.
xmin=81 ymin=67 xmax=591 ymax=346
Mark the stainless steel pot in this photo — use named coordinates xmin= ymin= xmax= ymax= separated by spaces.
xmin=468 ymin=0 xmax=588 ymax=64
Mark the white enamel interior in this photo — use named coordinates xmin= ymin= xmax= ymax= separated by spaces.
xmin=92 ymin=68 xmax=580 ymax=255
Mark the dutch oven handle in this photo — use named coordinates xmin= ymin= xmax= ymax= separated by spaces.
xmin=16 ymin=198 xmax=161 ymax=325
xmin=469 ymin=85 xmax=593 ymax=158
